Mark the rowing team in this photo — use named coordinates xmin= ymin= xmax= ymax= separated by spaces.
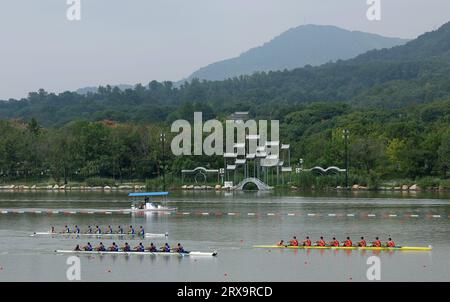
xmin=51 ymin=225 xmax=145 ymax=236
xmin=74 ymin=242 xmax=184 ymax=253
xmin=279 ymin=236 xmax=396 ymax=248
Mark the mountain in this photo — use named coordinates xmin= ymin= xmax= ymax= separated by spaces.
xmin=183 ymin=24 xmax=408 ymax=81
xmin=1 ymin=22 xmax=450 ymax=127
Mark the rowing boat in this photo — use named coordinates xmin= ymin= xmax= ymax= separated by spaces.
xmin=31 ymin=232 xmax=168 ymax=238
xmin=253 ymin=245 xmax=432 ymax=251
xmin=54 ymin=249 xmax=217 ymax=257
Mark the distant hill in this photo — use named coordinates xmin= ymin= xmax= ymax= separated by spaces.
xmin=1 ymin=22 xmax=450 ymax=126
xmin=183 ymin=24 xmax=408 ymax=81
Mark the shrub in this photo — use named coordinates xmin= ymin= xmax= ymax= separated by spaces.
xmin=85 ymin=177 xmax=116 ymax=187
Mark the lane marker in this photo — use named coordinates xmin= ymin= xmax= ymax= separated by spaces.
xmin=307 ymin=213 xmax=316 ymax=217
xmin=389 ymin=214 xmax=397 ymax=217
xmin=328 ymin=214 xmax=336 ymax=217
xmin=287 ymin=213 xmax=295 ymax=216
xmin=432 ymin=215 xmax=441 ymax=218
xmin=267 ymin=213 xmax=275 ymax=216
xmin=347 ymin=214 xmax=355 ymax=217
xmin=367 ymin=214 xmax=376 ymax=217
xmin=247 ymin=213 xmax=256 ymax=216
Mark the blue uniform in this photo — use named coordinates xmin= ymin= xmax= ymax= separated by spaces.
xmin=75 ymin=227 xmax=80 ymax=234
xmin=85 ymin=244 xmax=93 ymax=251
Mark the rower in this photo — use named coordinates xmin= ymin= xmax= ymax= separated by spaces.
xmin=329 ymin=237 xmax=340 ymax=247
xmin=87 ymin=225 xmax=93 ymax=234
xmin=134 ymin=242 xmax=145 ymax=252
xmin=175 ymin=243 xmax=185 ymax=253
xmin=63 ymin=225 xmax=71 ymax=233
xmin=302 ymin=236 xmax=312 ymax=247
xmin=161 ymin=243 xmax=170 ymax=252
xmin=138 ymin=226 xmax=145 ymax=236
xmin=289 ymin=236 xmax=299 ymax=246
xmin=386 ymin=237 xmax=396 ymax=247
xmin=123 ymin=242 xmax=131 ymax=252
xmin=95 ymin=225 xmax=102 ymax=234
xmin=74 ymin=244 xmax=81 ymax=251
xmin=372 ymin=237 xmax=382 ymax=247
xmin=96 ymin=242 xmax=106 ymax=251
xmin=74 ymin=225 xmax=81 ymax=234
xmin=83 ymin=242 xmax=93 ymax=251
xmin=107 ymin=225 xmax=113 ymax=234
xmin=51 ymin=226 xmax=56 ymax=233
xmin=109 ymin=242 xmax=119 ymax=252
xmin=128 ymin=225 xmax=135 ymax=235
xmin=358 ymin=236 xmax=367 ymax=247
xmin=343 ymin=237 xmax=353 ymax=247
xmin=316 ymin=236 xmax=326 ymax=247
xmin=277 ymin=240 xmax=285 ymax=246
xmin=147 ymin=242 xmax=157 ymax=252
xmin=117 ymin=225 xmax=124 ymax=234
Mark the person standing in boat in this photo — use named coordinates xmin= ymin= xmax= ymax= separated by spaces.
xmin=74 ymin=225 xmax=81 ymax=234
xmin=302 ymin=236 xmax=312 ymax=247
xmin=138 ymin=226 xmax=145 ymax=236
xmin=372 ymin=237 xmax=382 ymax=247
xmin=122 ymin=242 xmax=131 ymax=252
xmin=342 ymin=237 xmax=353 ymax=247
xmin=108 ymin=242 xmax=119 ymax=252
xmin=83 ymin=242 xmax=93 ymax=251
xmin=316 ymin=236 xmax=326 ymax=247
xmin=134 ymin=242 xmax=145 ymax=252
xmin=95 ymin=225 xmax=102 ymax=234
xmin=386 ymin=238 xmax=396 ymax=247
xmin=289 ymin=236 xmax=299 ymax=246
xmin=175 ymin=243 xmax=185 ymax=253
xmin=63 ymin=225 xmax=71 ymax=234
xmin=96 ymin=242 xmax=106 ymax=251
xmin=86 ymin=225 xmax=93 ymax=234
xmin=329 ymin=237 xmax=339 ymax=247
xmin=161 ymin=243 xmax=170 ymax=252
xmin=358 ymin=237 xmax=367 ymax=247
xmin=147 ymin=242 xmax=157 ymax=252
xmin=117 ymin=225 xmax=124 ymax=234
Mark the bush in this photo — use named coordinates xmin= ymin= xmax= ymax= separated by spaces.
xmin=85 ymin=177 xmax=116 ymax=187
xmin=439 ymin=179 xmax=450 ymax=190
xmin=417 ymin=177 xmax=440 ymax=189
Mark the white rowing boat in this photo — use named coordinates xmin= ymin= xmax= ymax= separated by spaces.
xmin=54 ymin=249 xmax=217 ymax=257
xmin=31 ymin=232 xmax=168 ymax=238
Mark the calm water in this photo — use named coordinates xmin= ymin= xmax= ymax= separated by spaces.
xmin=0 ymin=190 xmax=449 ymax=281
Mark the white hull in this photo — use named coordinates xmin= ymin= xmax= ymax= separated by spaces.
xmin=31 ymin=232 xmax=168 ymax=238
xmin=55 ymin=249 xmax=217 ymax=257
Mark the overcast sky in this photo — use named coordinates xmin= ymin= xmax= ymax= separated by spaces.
xmin=0 ymin=0 xmax=449 ymax=100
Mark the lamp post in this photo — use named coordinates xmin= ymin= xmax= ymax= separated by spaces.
xmin=342 ymin=129 xmax=350 ymax=189
xmin=160 ymin=133 xmax=166 ymax=191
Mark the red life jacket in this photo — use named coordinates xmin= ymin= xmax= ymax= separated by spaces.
xmin=387 ymin=241 xmax=395 ymax=247
xmin=344 ymin=240 xmax=353 ymax=247
xmin=359 ymin=240 xmax=366 ymax=247
xmin=373 ymin=240 xmax=381 ymax=247
xmin=304 ymin=239 xmax=311 ymax=246
xmin=291 ymin=240 xmax=299 ymax=246
xmin=317 ymin=240 xmax=325 ymax=246
xmin=332 ymin=240 xmax=339 ymax=247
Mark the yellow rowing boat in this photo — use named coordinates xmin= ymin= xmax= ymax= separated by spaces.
xmin=253 ymin=245 xmax=432 ymax=251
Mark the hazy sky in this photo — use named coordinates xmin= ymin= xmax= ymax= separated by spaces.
xmin=0 ymin=0 xmax=449 ymax=100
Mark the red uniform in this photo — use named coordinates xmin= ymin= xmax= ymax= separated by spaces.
xmin=331 ymin=240 xmax=339 ymax=247
xmin=290 ymin=239 xmax=299 ymax=246
xmin=344 ymin=239 xmax=353 ymax=247
xmin=358 ymin=240 xmax=366 ymax=247
xmin=373 ymin=240 xmax=381 ymax=247
xmin=303 ymin=239 xmax=312 ymax=246
xmin=317 ymin=239 xmax=326 ymax=247
xmin=387 ymin=241 xmax=396 ymax=247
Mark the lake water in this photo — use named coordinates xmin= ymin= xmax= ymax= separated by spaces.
xmin=0 ymin=190 xmax=449 ymax=281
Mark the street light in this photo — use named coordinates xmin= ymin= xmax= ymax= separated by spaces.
xmin=160 ymin=133 xmax=166 ymax=191
xmin=342 ymin=129 xmax=350 ymax=189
